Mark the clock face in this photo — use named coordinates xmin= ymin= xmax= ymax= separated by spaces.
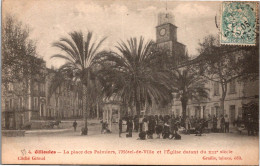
xmin=160 ymin=28 xmax=166 ymax=36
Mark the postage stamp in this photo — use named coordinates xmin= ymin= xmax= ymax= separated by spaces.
xmin=220 ymin=2 xmax=258 ymax=45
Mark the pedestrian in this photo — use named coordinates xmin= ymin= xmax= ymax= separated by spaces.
xmin=220 ymin=115 xmax=225 ymax=133
xmin=143 ymin=117 xmax=148 ymax=136
xmin=170 ymin=117 xmax=176 ymax=139
xmin=119 ymin=119 xmax=122 ymax=137
xmin=134 ymin=115 xmax=139 ymax=132
xmin=73 ymin=120 xmax=77 ymax=132
xmin=195 ymin=120 xmax=202 ymax=136
xmin=126 ymin=118 xmax=133 ymax=137
xmin=217 ymin=116 xmax=221 ymax=131
xmin=247 ymin=117 xmax=254 ymax=136
xmin=190 ymin=116 xmax=195 ymax=129
xmin=224 ymin=114 xmax=230 ymax=133
xmin=180 ymin=116 xmax=185 ymax=128
xmin=126 ymin=116 xmax=129 ymax=132
xmin=207 ymin=114 xmax=212 ymax=131
xmin=156 ymin=115 xmax=164 ymax=138
xmin=139 ymin=116 xmax=143 ymax=132
xmin=147 ymin=116 xmax=155 ymax=139
xmin=101 ymin=120 xmax=105 ymax=133
xmin=237 ymin=114 xmax=242 ymax=127
xmin=185 ymin=117 xmax=191 ymax=134
xmin=213 ymin=115 xmax=218 ymax=132
xmin=162 ymin=120 xmax=170 ymax=139
xmin=174 ymin=121 xmax=181 ymax=140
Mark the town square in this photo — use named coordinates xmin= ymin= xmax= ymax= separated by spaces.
xmin=1 ymin=0 xmax=259 ymax=165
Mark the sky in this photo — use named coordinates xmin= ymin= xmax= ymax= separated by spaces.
xmin=3 ymin=0 xmax=221 ymax=68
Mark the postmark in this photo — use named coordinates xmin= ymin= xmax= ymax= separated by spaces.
xmin=220 ymin=2 xmax=258 ymax=45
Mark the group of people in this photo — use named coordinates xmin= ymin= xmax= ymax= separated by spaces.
xmin=120 ymin=115 xmax=183 ymax=140
xmin=74 ymin=113 xmax=257 ymax=137
xmin=183 ymin=114 xmax=231 ymax=134
xmin=119 ymin=114 xmax=235 ymax=139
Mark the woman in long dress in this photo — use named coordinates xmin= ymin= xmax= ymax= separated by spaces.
xmin=185 ymin=117 xmax=191 ymax=134
xmin=142 ymin=118 xmax=148 ymax=138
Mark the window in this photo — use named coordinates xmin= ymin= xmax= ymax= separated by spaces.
xmin=5 ymin=100 xmax=9 ymax=110
xmin=34 ymin=97 xmax=38 ymax=109
xmin=56 ymin=98 xmax=59 ymax=107
xmin=229 ymin=79 xmax=236 ymax=94
xmin=176 ymin=109 xmax=180 ymax=116
xmin=7 ymin=83 xmax=14 ymax=91
xmin=211 ymin=107 xmax=215 ymax=116
xmin=34 ymin=82 xmax=38 ymax=93
xmin=40 ymin=83 xmax=45 ymax=93
xmin=213 ymin=82 xmax=219 ymax=96
xmin=195 ymin=106 xmax=200 ymax=118
xmin=229 ymin=105 xmax=236 ymax=123
xmin=19 ymin=97 xmax=23 ymax=109
xmin=216 ymin=106 xmax=220 ymax=117
xmin=9 ymin=99 xmax=13 ymax=109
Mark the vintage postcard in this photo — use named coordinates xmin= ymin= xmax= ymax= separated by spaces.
xmin=1 ymin=0 xmax=259 ymax=165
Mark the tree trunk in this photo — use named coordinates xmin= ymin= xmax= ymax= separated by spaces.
xmin=96 ymin=102 xmax=99 ymax=119
xmin=135 ymin=100 xmax=141 ymax=132
xmin=13 ymin=112 xmax=17 ymax=130
xmin=82 ymin=84 xmax=88 ymax=135
xmin=136 ymin=100 xmax=141 ymax=119
xmin=220 ymin=81 xmax=227 ymax=116
xmin=181 ymin=99 xmax=188 ymax=120
xmin=134 ymin=85 xmax=141 ymax=132
xmin=220 ymin=98 xmax=225 ymax=116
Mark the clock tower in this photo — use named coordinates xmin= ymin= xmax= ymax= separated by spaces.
xmin=156 ymin=12 xmax=186 ymax=63
xmin=156 ymin=12 xmax=177 ymax=43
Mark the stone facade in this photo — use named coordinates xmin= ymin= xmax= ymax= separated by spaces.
xmin=1 ymin=59 xmax=47 ymax=129
xmin=1 ymin=57 xmax=83 ymax=129
xmin=45 ymin=69 xmax=83 ymax=120
xmin=171 ymin=79 xmax=259 ymax=123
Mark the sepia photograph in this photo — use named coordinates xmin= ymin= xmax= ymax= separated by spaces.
xmin=1 ymin=0 xmax=259 ymax=165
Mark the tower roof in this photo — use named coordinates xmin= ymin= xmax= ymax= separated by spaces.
xmin=158 ymin=12 xmax=175 ymax=26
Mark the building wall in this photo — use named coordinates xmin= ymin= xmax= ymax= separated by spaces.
xmin=1 ymin=63 xmax=84 ymax=129
xmin=1 ymin=63 xmax=47 ymax=129
xmin=171 ymin=79 xmax=259 ymax=123
xmin=45 ymin=70 xmax=83 ymax=120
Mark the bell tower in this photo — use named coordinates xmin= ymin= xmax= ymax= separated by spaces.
xmin=156 ymin=12 xmax=186 ymax=63
xmin=156 ymin=12 xmax=177 ymax=43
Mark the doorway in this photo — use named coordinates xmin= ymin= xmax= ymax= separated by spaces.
xmin=229 ymin=105 xmax=236 ymax=125
xmin=40 ymin=104 xmax=45 ymax=117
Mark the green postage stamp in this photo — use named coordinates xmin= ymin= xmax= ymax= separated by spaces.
xmin=221 ymin=2 xmax=258 ymax=45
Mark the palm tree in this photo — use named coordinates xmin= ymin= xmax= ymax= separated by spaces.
xmin=51 ymin=31 xmax=106 ymax=135
xmin=171 ymin=67 xmax=209 ymax=119
xmin=98 ymin=37 xmax=172 ymax=120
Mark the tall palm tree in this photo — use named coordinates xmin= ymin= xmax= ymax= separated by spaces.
xmin=98 ymin=37 xmax=172 ymax=119
xmin=51 ymin=31 xmax=106 ymax=134
xmin=171 ymin=67 xmax=209 ymax=119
